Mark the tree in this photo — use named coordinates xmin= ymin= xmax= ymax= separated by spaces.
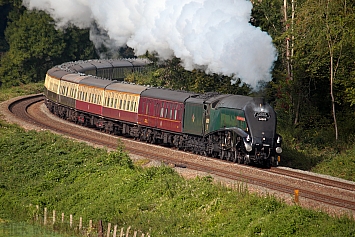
xmin=0 ymin=6 xmax=98 ymax=88
xmin=293 ymin=0 xmax=355 ymax=140
xmin=0 ymin=10 xmax=65 ymax=86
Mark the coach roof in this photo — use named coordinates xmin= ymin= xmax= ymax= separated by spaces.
xmin=105 ymin=82 xmax=148 ymax=94
xmin=141 ymin=88 xmax=196 ymax=103
xmin=61 ymin=73 xmax=90 ymax=84
xmin=47 ymin=67 xmax=71 ymax=79
xmin=79 ymin=76 xmax=114 ymax=88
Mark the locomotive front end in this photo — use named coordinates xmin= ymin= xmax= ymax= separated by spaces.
xmin=243 ymin=98 xmax=282 ymax=167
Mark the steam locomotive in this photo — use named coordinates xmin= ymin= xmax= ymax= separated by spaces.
xmin=44 ymin=59 xmax=282 ymax=167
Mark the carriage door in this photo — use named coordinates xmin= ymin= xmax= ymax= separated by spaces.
xmin=204 ymin=103 xmax=210 ymax=135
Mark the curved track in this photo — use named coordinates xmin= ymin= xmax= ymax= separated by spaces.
xmin=2 ymin=94 xmax=355 ymax=216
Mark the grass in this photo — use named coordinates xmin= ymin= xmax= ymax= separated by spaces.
xmin=0 ymin=83 xmax=44 ymax=102
xmin=1 ymin=117 xmax=355 ymax=236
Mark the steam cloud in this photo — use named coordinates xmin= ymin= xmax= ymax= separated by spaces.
xmin=22 ymin=0 xmax=277 ymax=88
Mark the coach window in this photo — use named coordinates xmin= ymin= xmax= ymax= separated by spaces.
xmin=160 ymin=107 xmax=164 ymax=117
xmin=130 ymin=100 xmax=134 ymax=111
xmin=164 ymin=107 xmax=168 ymax=118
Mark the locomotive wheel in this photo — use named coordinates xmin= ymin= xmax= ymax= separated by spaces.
xmin=233 ymin=151 xmax=238 ymax=163
xmin=220 ymin=150 xmax=225 ymax=160
xmin=263 ymin=159 xmax=271 ymax=168
xmin=244 ymin=156 xmax=250 ymax=165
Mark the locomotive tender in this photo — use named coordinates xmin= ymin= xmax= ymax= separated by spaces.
xmin=44 ymin=59 xmax=282 ymax=167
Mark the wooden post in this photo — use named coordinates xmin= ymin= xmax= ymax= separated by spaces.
xmin=107 ymin=223 xmax=111 ymax=237
xmin=133 ymin=230 xmax=137 ymax=237
xmin=113 ymin=225 xmax=117 ymax=237
xmin=79 ymin=217 xmax=82 ymax=230
xmin=44 ymin=207 xmax=47 ymax=225
xmin=36 ymin=205 xmax=39 ymax=221
xmin=70 ymin=214 xmax=73 ymax=228
xmin=61 ymin=213 xmax=64 ymax=223
xmin=89 ymin=220 xmax=93 ymax=230
xmin=98 ymin=220 xmax=103 ymax=237
xmin=126 ymin=226 xmax=131 ymax=237
xmin=120 ymin=227 xmax=124 ymax=237
xmin=294 ymin=189 xmax=299 ymax=204
xmin=53 ymin=210 xmax=56 ymax=225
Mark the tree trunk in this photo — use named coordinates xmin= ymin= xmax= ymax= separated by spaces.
xmin=330 ymin=54 xmax=338 ymax=141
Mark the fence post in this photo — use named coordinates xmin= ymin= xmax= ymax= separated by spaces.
xmin=62 ymin=213 xmax=64 ymax=223
xmin=107 ymin=223 xmax=111 ymax=237
xmin=98 ymin=220 xmax=103 ymax=237
xmin=79 ymin=217 xmax=82 ymax=230
xmin=44 ymin=207 xmax=47 ymax=225
xmin=113 ymin=225 xmax=117 ymax=237
xmin=36 ymin=205 xmax=39 ymax=221
xmin=70 ymin=214 xmax=73 ymax=228
xmin=120 ymin=227 xmax=124 ymax=237
xmin=126 ymin=226 xmax=131 ymax=237
xmin=53 ymin=210 xmax=56 ymax=225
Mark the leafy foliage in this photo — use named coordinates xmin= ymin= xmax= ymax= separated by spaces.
xmin=0 ymin=6 xmax=97 ymax=88
xmin=125 ymin=57 xmax=252 ymax=95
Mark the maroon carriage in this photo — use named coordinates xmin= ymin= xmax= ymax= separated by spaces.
xmin=138 ymin=88 xmax=196 ymax=133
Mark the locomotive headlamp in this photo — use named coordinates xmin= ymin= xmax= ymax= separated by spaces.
xmin=276 ymin=147 xmax=282 ymax=154
xmin=244 ymin=142 xmax=252 ymax=152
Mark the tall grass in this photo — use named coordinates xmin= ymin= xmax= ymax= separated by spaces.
xmin=0 ymin=83 xmax=44 ymax=102
xmin=1 ymin=120 xmax=355 ymax=236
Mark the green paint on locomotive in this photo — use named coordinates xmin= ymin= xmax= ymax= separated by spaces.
xmin=183 ymin=101 xmax=205 ymax=136
xmin=183 ymin=101 xmax=248 ymax=136
xmin=207 ymin=107 xmax=247 ymax=133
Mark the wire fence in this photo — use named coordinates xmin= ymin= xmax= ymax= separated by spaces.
xmin=30 ymin=205 xmax=150 ymax=237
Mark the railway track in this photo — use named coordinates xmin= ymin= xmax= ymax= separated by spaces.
xmin=2 ymin=94 xmax=355 ymax=216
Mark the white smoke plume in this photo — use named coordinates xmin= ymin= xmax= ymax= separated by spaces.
xmin=22 ymin=0 xmax=277 ymax=88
